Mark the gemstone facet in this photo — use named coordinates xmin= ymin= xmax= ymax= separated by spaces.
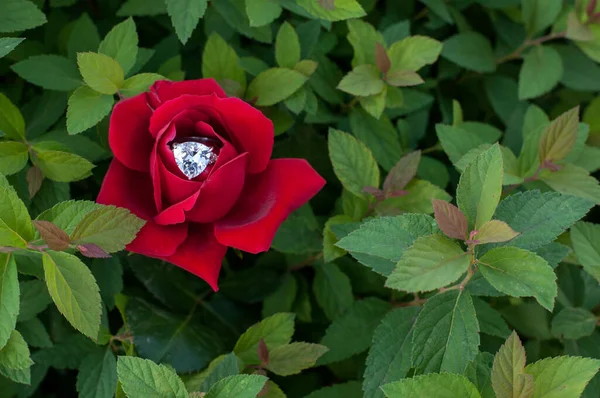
xmin=171 ymin=141 xmax=217 ymax=179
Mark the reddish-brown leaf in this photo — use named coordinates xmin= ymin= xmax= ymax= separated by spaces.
xmin=258 ymin=338 xmax=269 ymax=365
xmin=77 ymin=243 xmax=112 ymax=258
xmin=375 ymin=42 xmax=391 ymax=75
xmin=32 ymin=220 xmax=70 ymax=251
xmin=432 ymin=199 xmax=469 ymax=240
xmin=27 ymin=166 xmax=43 ymax=199
xmin=383 ymin=151 xmax=421 ymax=194
xmin=363 ymin=186 xmax=385 ymax=201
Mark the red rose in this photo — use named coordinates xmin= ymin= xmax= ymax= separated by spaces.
xmin=97 ymin=79 xmax=325 ymax=290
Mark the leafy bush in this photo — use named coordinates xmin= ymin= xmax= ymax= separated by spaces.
xmin=3 ymin=0 xmax=600 ymax=397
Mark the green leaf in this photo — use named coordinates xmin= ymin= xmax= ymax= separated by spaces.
xmin=202 ymin=33 xmax=246 ymax=94
xmin=518 ymin=46 xmax=563 ymax=100
xmin=571 ymin=221 xmax=600 ymax=282
xmin=266 ymin=342 xmax=329 ymax=376
xmin=246 ymin=68 xmax=307 ymax=106
xmin=388 ymin=35 xmax=443 ymax=72
xmin=42 ymin=251 xmax=102 ymax=339
xmin=70 ymin=206 xmax=145 ymax=253
xmin=0 ymin=0 xmax=46 ymax=33
xmin=363 ymin=307 xmax=420 ymax=398
xmin=205 ymin=375 xmax=268 ymax=398
xmin=196 ymin=353 xmax=240 ymax=393
xmin=551 ymin=307 xmax=596 ymax=340
xmin=18 ymin=279 xmax=52 ymax=322
xmin=337 ymin=65 xmax=384 ymax=96
xmin=262 ymin=274 xmax=297 ymax=318
xmin=234 ymin=313 xmax=295 ymax=364
xmin=465 ymin=352 xmax=495 ymax=398
xmin=67 ymin=86 xmax=114 ymax=135
xmin=295 ymin=0 xmax=366 ymax=21
xmin=32 ymin=333 xmax=96 ymax=369
xmin=313 ymin=262 xmax=353 ymax=321
xmin=0 ymin=173 xmax=34 ymax=243
xmin=0 ymin=330 xmax=32 ymax=384
xmin=538 ymin=107 xmax=579 ymax=163
xmin=557 ymin=45 xmax=600 ymax=92
xmin=412 ymin=290 xmax=479 ymax=374
xmin=474 ymin=220 xmax=519 ymax=244
xmin=67 ymin=13 xmax=100 ymax=59
xmin=478 ymin=247 xmax=557 ymax=311
xmin=457 ymin=144 xmax=504 ymax=230
xmin=33 ymin=147 xmax=94 ymax=182
xmin=491 ymin=331 xmax=535 ymax=398
xmin=525 ymin=356 xmax=600 ymax=398
xmin=381 ymin=373 xmax=481 ymax=398
xmin=441 ymin=32 xmax=496 ymax=73
xmin=212 ymin=0 xmax=272 ymax=43
xmin=436 ymin=124 xmax=493 ymax=165
xmin=386 ymin=70 xmax=424 ymax=87
xmin=305 ymin=382 xmax=363 ymax=398
xmin=472 ymin=297 xmax=511 ymax=338
xmin=0 ymin=93 xmax=26 ymax=140
xmin=98 ymin=18 xmax=139 ymax=75
xmin=166 ymin=0 xmax=207 ymax=44
xmin=117 ymin=356 xmax=187 ymax=398
xmin=0 ymin=142 xmax=29 ymax=175
xmin=318 ymin=298 xmax=391 ymax=365
xmin=347 ymin=19 xmax=385 ymax=68
xmin=540 ymin=164 xmax=600 ymax=204
xmin=271 ymin=204 xmax=321 ymax=254
xmin=117 ymin=0 xmax=167 ymax=16
xmin=120 ymin=73 xmax=164 ymax=97
xmin=11 ymin=55 xmax=82 ymax=91
xmin=522 ymin=0 xmax=563 ymax=36
xmin=36 ymin=200 xmax=101 ymax=235
xmin=245 ymin=0 xmax=282 ymax=27
xmin=275 ymin=22 xmax=301 ymax=68
xmin=77 ymin=52 xmax=125 ymax=95
xmin=386 ymin=234 xmax=469 ymax=292
xmin=76 ymin=348 xmax=117 ymax=398
xmin=328 ymin=128 xmax=380 ymax=198
xmin=0 ymin=38 xmax=24 ymax=59
xmin=0 ymin=254 xmax=18 ymax=350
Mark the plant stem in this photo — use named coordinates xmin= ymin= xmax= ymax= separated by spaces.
xmin=496 ymin=31 xmax=567 ymax=64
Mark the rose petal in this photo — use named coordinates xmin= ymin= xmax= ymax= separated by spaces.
xmin=149 ymin=95 xmax=274 ymax=174
xmin=162 ymin=225 xmax=227 ymax=291
xmin=214 ymin=159 xmax=325 ymax=253
xmin=154 ymin=190 xmax=200 ymax=225
xmin=97 ymin=159 xmax=187 ymax=256
xmin=109 ymin=94 xmax=154 ymax=172
xmin=147 ymin=79 xmax=227 ymax=109
xmin=186 ymin=153 xmax=249 ymax=223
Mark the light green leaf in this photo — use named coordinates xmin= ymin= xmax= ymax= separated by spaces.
xmin=328 ymin=128 xmax=380 ymax=198
xmin=202 ymin=33 xmax=246 ymax=93
xmin=525 ymin=356 xmax=600 ymax=398
xmin=205 ymin=375 xmax=268 ymax=398
xmin=0 ymin=37 xmax=24 ymax=59
xmin=120 ymin=73 xmax=164 ymax=97
xmin=166 ymin=0 xmax=207 ymax=44
xmin=359 ymin=88 xmax=387 ymax=119
xmin=265 ymin=342 xmax=328 ymax=376
xmin=538 ymin=107 xmax=579 ymax=163
xmin=522 ymin=0 xmax=563 ymax=36
xmin=381 ymin=373 xmax=481 ymax=398
xmin=33 ymin=147 xmax=94 ymax=182
xmin=234 ymin=313 xmax=295 ymax=364
xmin=386 ymin=70 xmax=424 ymax=87
xmin=386 ymin=234 xmax=469 ymax=293
xmin=0 ymin=330 xmax=32 ymax=370
xmin=457 ymin=144 xmax=503 ymax=229
xmin=195 ymin=353 xmax=240 ymax=393
xmin=337 ymin=65 xmax=384 ymax=96
xmin=11 ymin=55 xmax=82 ymax=91
xmin=67 ymin=86 xmax=114 ymax=135
xmin=275 ymin=22 xmax=301 ymax=68
xmin=77 ymin=52 xmax=125 ymax=95
xmin=0 ymin=142 xmax=29 ymax=175
xmin=478 ymin=247 xmax=557 ymax=311
xmin=347 ymin=19 xmax=385 ymax=67
xmin=36 ymin=200 xmax=102 ymax=235
xmin=551 ymin=307 xmax=596 ymax=340
xmin=284 ymin=86 xmax=307 ymax=114
xmin=412 ymin=290 xmax=480 ymax=374
xmin=491 ymin=331 xmax=535 ymax=398
xmin=70 ymin=206 xmax=145 ymax=253
xmin=388 ymin=35 xmax=443 ymax=72
xmin=245 ymin=0 xmax=282 ymax=27
xmin=246 ymin=68 xmax=307 ymax=106
xmin=98 ymin=18 xmax=139 ymax=75
xmin=474 ymin=220 xmax=519 ymax=244
xmin=518 ymin=46 xmax=563 ymax=100
xmin=0 ymin=173 xmax=34 ymax=243
xmin=76 ymin=347 xmax=117 ymax=398
xmin=117 ymin=356 xmax=187 ymax=398
xmin=318 ymin=298 xmax=391 ymax=365
xmin=313 ymin=262 xmax=353 ymax=321
xmin=441 ymin=32 xmax=496 ymax=73
xmin=571 ymin=221 xmax=600 ymax=283
xmin=0 ymin=254 xmax=18 ymax=350
xmin=42 ymin=251 xmax=102 ymax=339
xmin=0 ymin=93 xmax=26 ymax=140
xmin=0 ymin=0 xmax=47 ymax=33
xmin=295 ymin=0 xmax=366 ymax=21
xmin=363 ymin=307 xmax=420 ymax=398
xmin=540 ymin=164 xmax=600 ymax=204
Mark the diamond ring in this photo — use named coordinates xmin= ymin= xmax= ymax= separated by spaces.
xmin=171 ymin=141 xmax=218 ymax=179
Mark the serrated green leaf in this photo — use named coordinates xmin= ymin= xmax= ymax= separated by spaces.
xmin=246 ymin=68 xmax=307 ymax=106
xmin=386 ymin=234 xmax=469 ymax=292
xmin=295 ymin=0 xmax=366 ymax=21
xmin=337 ymin=64 xmax=384 ymax=96
xmin=77 ymin=52 xmax=125 ymax=95
xmin=522 ymin=0 xmax=563 ymax=36
xmin=347 ymin=19 xmax=384 ymax=68
xmin=478 ymin=247 xmax=557 ymax=311
xmin=474 ymin=220 xmax=519 ymax=244
xmin=571 ymin=221 xmax=600 ymax=282
xmin=472 ymin=297 xmax=511 ymax=338
xmin=436 ymin=124 xmax=492 ymax=165
xmin=262 ymin=274 xmax=297 ymax=318
xmin=11 ymin=55 xmax=82 ymax=91
xmin=120 ymin=73 xmax=164 ymax=97
xmin=117 ymin=356 xmax=187 ymax=398
xmin=234 ymin=313 xmax=295 ymax=364
xmin=245 ymin=0 xmax=282 ymax=27
xmin=98 ymin=18 xmax=139 ymax=75
xmin=36 ymin=200 xmax=101 ymax=235
xmin=349 ymin=109 xmax=402 ymax=171
xmin=0 ymin=0 xmax=47 ymax=33
xmin=313 ymin=262 xmax=353 ymax=321
xmin=318 ymin=298 xmax=390 ymax=365
xmin=363 ymin=307 xmax=420 ymax=398
xmin=491 ymin=331 xmax=535 ymax=398
xmin=266 ymin=342 xmax=328 ymax=376
xmin=551 ymin=307 xmax=596 ymax=340
xmin=538 ymin=107 xmax=579 ymax=163
xmin=359 ymin=87 xmax=387 ymax=120
xmin=381 ymin=373 xmax=481 ymax=398
xmin=525 ymin=356 xmax=600 ymax=398
xmin=328 ymin=128 xmax=380 ymax=198
xmin=201 ymin=33 xmax=246 ymax=94
xmin=540 ymin=164 xmax=600 ymax=204
xmin=0 ymin=330 xmax=33 ymax=370
xmin=388 ymin=35 xmax=443 ymax=72
xmin=67 ymin=86 xmax=114 ymax=135
xmin=466 ymin=352 xmax=495 ymax=398
xmin=0 ymin=142 xmax=29 ymax=175
xmin=0 ymin=93 xmax=25 ymax=140
xmin=67 ymin=13 xmax=100 ymax=59
xmin=18 ymin=279 xmax=52 ymax=322
xmin=442 ymin=31 xmax=496 ymax=73
xmin=518 ymin=46 xmax=563 ymax=100
xmin=77 ymin=347 xmax=117 ymax=398
xmin=42 ymin=251 xmax=102 ymax=339
xmin=276 ymin=22 xmax=301 ymax=68
xmin=17 ymin=317 xmax=52 ymax=348
xmin=0 ymin=37 xmax=23 ymax=59
xmin=205 ymin=374 xmax=268 ymax=398
xmin=0 ymin=254 xmax=18 ymax=350
xmin=457 ymin=144 xmax=503 ymax=230
xmin=197 ymin=353 xmax=240 ymax=393
xmin=0 ymin=173 xmax=34 ymax=243
xmin=412 ymin=290 xmax=479 ymax=374
xmin=32 ymin=332 xmax=96 ymax=369
xmin=212 ymin=0 xmax=272 ymax=43
xmin=33 ymin=147 xmax=94 ymax=182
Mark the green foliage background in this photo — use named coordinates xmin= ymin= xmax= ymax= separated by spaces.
xmin=4 ymin=0 xmax=600 ymax=397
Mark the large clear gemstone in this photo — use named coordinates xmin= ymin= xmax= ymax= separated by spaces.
xmin=172 ymin=141 xmax=217 ymax=179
